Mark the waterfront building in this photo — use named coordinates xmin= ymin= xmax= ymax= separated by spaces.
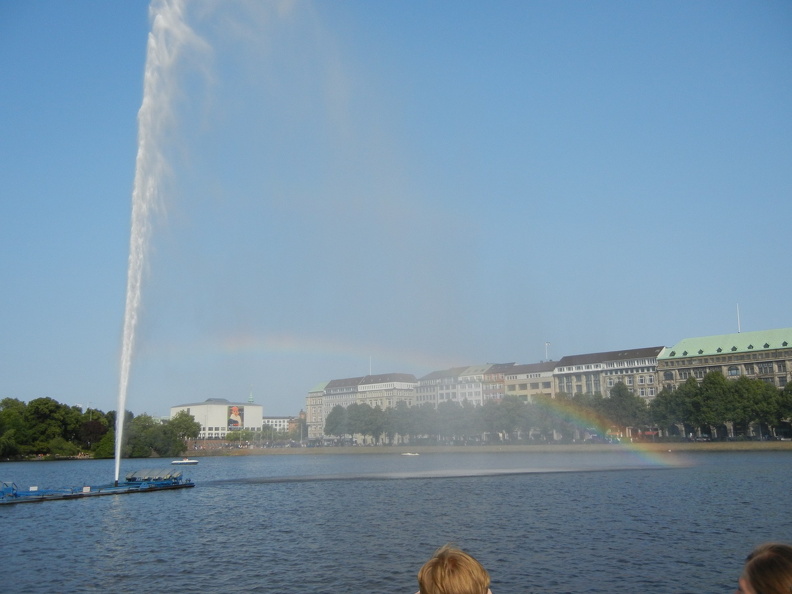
xmin=481 ymin=363 xmax=516 ymax=402
xmin=170 ymin=397 xmax=263 ymax=440
xmin=306 ymin=381 xmax=328 ymax=440
xmin=263 ymin=416 xmax=291 ymax=433
xmin=356 ymin=373 xmax=417 ymax=409
xmin=456 ymin=365 xmax=490 ymax=406
xmin=553 ymin=347 xmax=663 ymax=400
xmin=504 ymin=361 xmax=557 ymax=402
xmin=416 ymin=366 xmax=467 ymax=407
xmin=304 ymin=328 xmax=791 ymax=437
xmin=415 ymin=364 xmax=516 ymax=408
xmin=308 ymin=373 xmax=418 ymax=438
xmin=657 ymin=328 xmax=792 ymax=391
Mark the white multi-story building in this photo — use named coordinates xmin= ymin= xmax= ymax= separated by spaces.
xmin=357 ymin=373 xmax=417 ymax=409
xmin=263 ymin=416 xmax=292 ymax=433
xmin=170 ymin=397 xmax=263 ymax=440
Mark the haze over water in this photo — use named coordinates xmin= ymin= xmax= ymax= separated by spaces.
xmin=3 ymin=451 xmax=791 ymax=592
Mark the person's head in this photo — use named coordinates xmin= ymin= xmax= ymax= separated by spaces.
xmin=417 ymin=544 xmax=490 ymax=594
xmin=737 ymin=543 xmax=792 ymax=594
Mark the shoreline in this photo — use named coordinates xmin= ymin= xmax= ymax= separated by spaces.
xmin=186 ymin=440 xmax=792 ymax=457
xmin=5 ymin=440 xmax=791 ymax=463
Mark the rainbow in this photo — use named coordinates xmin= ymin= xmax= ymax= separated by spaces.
xmin=140 ymin=331 xmax=461 ymax=374
xmin=532 ymin=396 xmax=690 ymax=467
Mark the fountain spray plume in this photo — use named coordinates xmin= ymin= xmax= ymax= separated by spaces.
xmin=116 ymin=0 xmax=206 ymax=483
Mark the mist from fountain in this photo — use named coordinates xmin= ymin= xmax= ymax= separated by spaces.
xmin=116 ymin=0 xmax=206 ymax=482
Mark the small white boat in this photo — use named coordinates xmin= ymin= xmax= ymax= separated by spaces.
xmin=171 ymin=458 xmax=199 ymax=465
xmin=400 ymin=452 xmax=420 ymax=456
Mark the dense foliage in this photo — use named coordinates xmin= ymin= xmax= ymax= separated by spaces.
xmin=0 ymin=398 xmax=200 ymax=459
xmin=323 ymin=375 xmax=792 ymax=444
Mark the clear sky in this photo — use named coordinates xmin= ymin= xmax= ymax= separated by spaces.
xmin=1 ymin=1 xmax=790 ymax=418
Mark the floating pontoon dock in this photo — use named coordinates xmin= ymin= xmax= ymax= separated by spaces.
xmin=0 ymin=468 xmax=194 ymax=505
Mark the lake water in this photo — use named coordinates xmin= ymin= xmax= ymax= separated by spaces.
xmin=1 ymin=450 xmax=790 ymax=593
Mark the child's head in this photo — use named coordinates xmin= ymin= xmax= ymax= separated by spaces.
xmin=417 ymin=544 xmax=490 ymax=594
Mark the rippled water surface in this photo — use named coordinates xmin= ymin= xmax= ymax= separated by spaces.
xmin=2 ymin=450 xmax=790 ymax=593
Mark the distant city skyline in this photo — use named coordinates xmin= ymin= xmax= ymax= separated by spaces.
xmin=1 ymin=1 xmax=790 ymax=418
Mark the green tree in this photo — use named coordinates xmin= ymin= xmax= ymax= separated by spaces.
xmin=499 ymin=395 xmax=528 ymax=440
xmin=324 ymin=405 xmax=348 ymax=438
xmin=124 ymin=414 xmax=157 ymax=457
xmin=731 ymin=376 xmax=762 ymax=435
xmin=531 ymin=394 xmax=559 ymax=441
xmin=780 ymin=382 xmax=792 ymax=421
xmin=674 ymin=376 xmax=702 ymax=435
xmin=93 ymin=430 xmax=115 ymax=458
xmin=169 ymin=410 xmax=201 ymax=442
xmin=345 ymin=403 xmax=367 ymax=437
xmin=47 ymin=436 xmax=80 ymax=457
xmin=0 ymin=398 xmax=27 ymax=457
xmin=23 ymin=397 xmax=83 ymax=454
xmin=754 ymin=381 xmax=783 ymax=436
xmin=362 ymin=406 xmax=385 ymax=444
xmin=409 ymin=403 xmax=438 ymax=441
xmin=693 ymin=372 xmax=731 ymax=436
xmin=145 ymin=424 xmax=184 ymax=457
xmin=78 ymin=419 xmax=109 ymax=450
xmin=436 ymin=401 xmax=463 ymax=442
xmin=603 ymin=382 xmax=647 ymax=431
xmin=649 ymin=387 xmax=691 ymax=434
xmin=480 ymin=399 xmax=503 ymax=442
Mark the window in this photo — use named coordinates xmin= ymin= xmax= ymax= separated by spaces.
xmin=728 ymin=366 xmax=740 ymax=377
xmin=530 ymin=382 xmax=539 ymax=389
xmin=757 ymin=362 xmax=774 ymax=375
xmin=626 ymin=377 xmax=633 ymax=385
xmin=664 ymin=371 xmax=674 ymax=381
xmin=638 ymin=376 xmax=645 ymax=384
xmin=745 ymin=364 xmax=755 ymax=375
xmin=648 ymin=376 xmax=654 ymax=384
xmin=542 ymin=382 xmax=551 ymax=389
xmin=778 ymin=361 xmax=787 ymax=373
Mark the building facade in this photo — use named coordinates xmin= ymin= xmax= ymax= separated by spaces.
xmin=304 ymin=328 xmax=791 ymax=437
xmin=553 ymin=347 xmax=663 ymax=400
xmin=504 ymin=361 xmax=556 ymax=402
xmin=657 ymin=328 xmax=792 ymax=391
xmin=306 ymin=373 xmax=417 ymax=439
xmin=170 ymin=398 xmax=263 ymax=440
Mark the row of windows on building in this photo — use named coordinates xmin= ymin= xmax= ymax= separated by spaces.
xmin=663 ymin=362 xmax=788 ymax=384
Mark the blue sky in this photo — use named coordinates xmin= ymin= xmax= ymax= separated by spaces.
xmin=1 ymin=1 xmax=790 ymax=418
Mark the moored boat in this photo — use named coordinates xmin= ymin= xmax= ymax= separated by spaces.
xmin=171 ymin=458 xmax=199 ymax=465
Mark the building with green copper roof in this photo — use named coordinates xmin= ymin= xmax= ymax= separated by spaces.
xmin=657 ymin=328 xmax=792 ymax=391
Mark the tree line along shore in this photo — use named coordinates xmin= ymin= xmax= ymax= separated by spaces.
xmin=2 ymin=371 xmax=791 ymax=461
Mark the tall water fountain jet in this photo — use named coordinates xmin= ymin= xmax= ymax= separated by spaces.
xmin=116 ymin=0 xmax=205 ymax=483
